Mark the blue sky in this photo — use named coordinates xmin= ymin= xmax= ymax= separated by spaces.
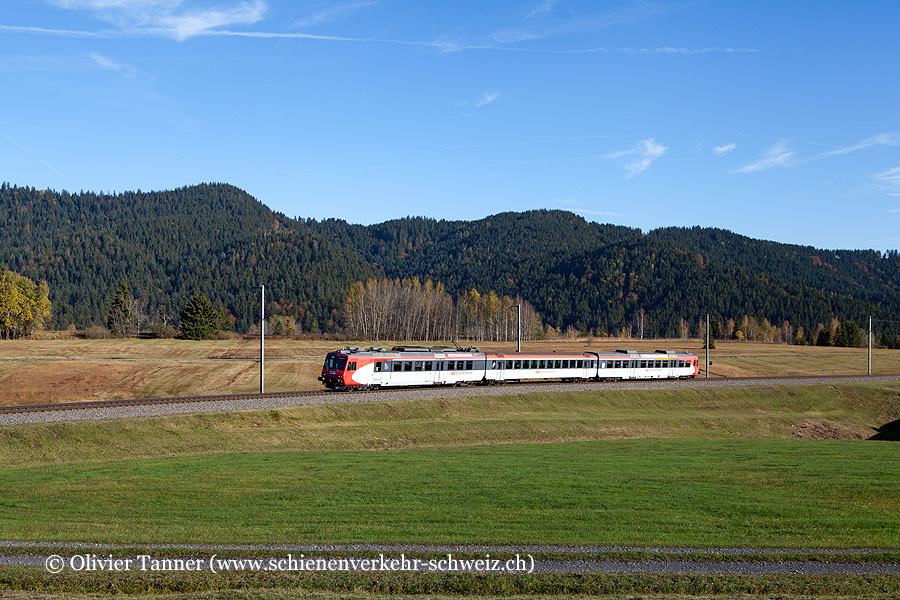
xmin=1 ymin=1 xmax=899 ymax=251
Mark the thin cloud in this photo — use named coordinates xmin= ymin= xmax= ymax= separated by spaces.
xmin=526 ymin=0 xmax=558 ymax=19
xmin=713 ymin=143 xmax=736 ymax=155
xmin=294 ymin=1 xmax=376 ymax=29
xmin=48 ymin=0 xmax=266 ymax=41
xmin=873 ymin=165 xmax=900 ymax=196
xmin=474 ymin=91 xmax=499 ymax=108
xmin=605 ymin=138 xmax=667 ymax=177
xmin=889 ymin=209 xmax=900 ymax=213
xmin=819 ymin=132 xmax=900 ymax=157
xmin=89 ymin=52 xmax=137 ymax=76
xmin=733 ymin=141 xmax=794 ymax=173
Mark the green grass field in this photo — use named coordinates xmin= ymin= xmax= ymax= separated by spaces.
xmin=2 ymin=439 xmax=899 ymax=548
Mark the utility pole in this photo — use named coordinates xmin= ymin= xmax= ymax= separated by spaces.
xmin=260 ymin=284 xmax=265 ymax=393
xmin=510 ymin=304 xmax=521 ymax=352
xmin=705 ymin=313 xmax=710 ymax=379
xmin=868 ymin=315 xmax=872 ymax=376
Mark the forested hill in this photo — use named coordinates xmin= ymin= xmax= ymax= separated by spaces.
xmin=2 ymin=182 xmax=899 ymax=336
xmin=0 ymin=183 xmax=377 ymax=331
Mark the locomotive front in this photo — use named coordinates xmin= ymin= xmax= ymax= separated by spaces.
xmin=319 ymin=351 xmax=349 ymax=390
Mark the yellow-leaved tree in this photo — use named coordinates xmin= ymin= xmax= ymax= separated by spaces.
xmin=0 ymin=270 xmax=52 ymax=339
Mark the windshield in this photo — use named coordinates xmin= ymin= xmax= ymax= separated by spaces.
xmin=324 ymin=355 xmax=348 ymax=370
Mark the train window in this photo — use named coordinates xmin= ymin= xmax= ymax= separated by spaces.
xmin=403 ymin=361 xmax=412 ymax=372
xmin=347 ymin=362 xmax=356 ymax=370
xmin=513 ymin=360 xmax=519 ymax=369
xmin=655 ymin=360 xmax=662 ymax=368
xmin=577 ymin=360 xmax=583 ymax=368
xmin=424 ymin=361 xmax=432 ymax=371
xmin=600 ymin=361 xmax=606 ymax=369
xmin=325 ymin=355 xmax=348 ymax=370
xmin=374 ymin=362 xmax=382 ymax=372
xmin=538 ymin=360 xmax=544 ymax=369
xmin=614 ymin=360 xmax=621 ymax=369
xmin=466 ymin=360 xmax=473 ymax=370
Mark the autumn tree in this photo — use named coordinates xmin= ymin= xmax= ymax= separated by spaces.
xmin=0 ymin=269 xmax=52 ymax=339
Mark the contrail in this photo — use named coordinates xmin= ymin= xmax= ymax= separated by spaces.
xmin=0 ymin=128 xmax=66 ymax=179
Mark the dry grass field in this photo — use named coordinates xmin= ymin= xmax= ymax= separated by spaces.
xmin=0 ymin=336 xmax=898 ymax=406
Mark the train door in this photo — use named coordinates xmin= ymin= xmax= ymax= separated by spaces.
xmin=371 ymin=359 xmax=391 ymax=387
xmin=486 ymin=357 xmax=503 ymax=383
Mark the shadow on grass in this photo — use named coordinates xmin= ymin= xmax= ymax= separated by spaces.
xmin=870 ymin=419 xmax=900 ymax=440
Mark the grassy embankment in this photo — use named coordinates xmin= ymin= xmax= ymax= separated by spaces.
xmin=1 ymin=337 xmax=899 ymax=406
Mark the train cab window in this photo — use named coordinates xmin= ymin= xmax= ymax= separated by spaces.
xmin=374 ymin=362 xmax=382 ymax=372
xmin=466 ymin=360 xmax=473 ymax=370
xmin=347 ymin=362 xmax=356 ymax=371
xmin=424 ymin=361 xmax=432 ymax=371
xmin=325 ymin=355 xmax=348 ymax=370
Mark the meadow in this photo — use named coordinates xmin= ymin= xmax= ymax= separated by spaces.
xmin=0 ymin=336 xmax=898 ymax=405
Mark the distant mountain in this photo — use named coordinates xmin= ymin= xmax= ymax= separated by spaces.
xmin=1 ymin=182 xmax=898 ymax=336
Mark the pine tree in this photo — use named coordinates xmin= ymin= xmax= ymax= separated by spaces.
xmin=180 ymin=293 xmax=220 ymax=340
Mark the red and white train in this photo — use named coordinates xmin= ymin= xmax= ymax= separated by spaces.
xmin=319 ymin=346 xmax=699 ymax=390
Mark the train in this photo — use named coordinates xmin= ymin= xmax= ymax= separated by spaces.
xmin=319 ymin=346 xmax=699 ymax=390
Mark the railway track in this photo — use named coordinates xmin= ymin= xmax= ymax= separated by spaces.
xmin=1 ymin=374 xmax=897 ymax=416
